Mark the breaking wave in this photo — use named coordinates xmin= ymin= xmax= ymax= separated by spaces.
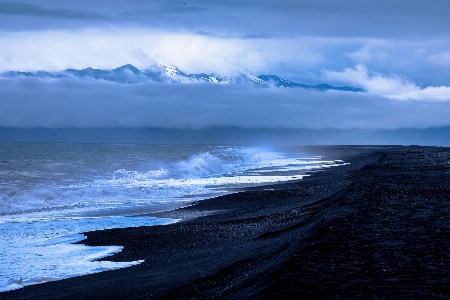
xmin=0 ymin=146 xmax=342 ymax=216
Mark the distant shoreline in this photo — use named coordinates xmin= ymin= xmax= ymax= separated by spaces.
xmin=2 ymin=127 xmax=450 ymax=146
xmin=5 ymin=145 xmax=450 ymax=299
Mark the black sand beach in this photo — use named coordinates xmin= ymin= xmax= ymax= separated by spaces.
xmin=4 ymin=145 xmax=450 ymax=299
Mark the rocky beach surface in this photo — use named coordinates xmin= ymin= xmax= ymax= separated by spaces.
xmin=4 ymin=146 xmax=450 ymax=299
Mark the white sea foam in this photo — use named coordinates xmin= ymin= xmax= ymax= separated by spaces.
xmin=0 ymin=215 xmax=175 ymax=292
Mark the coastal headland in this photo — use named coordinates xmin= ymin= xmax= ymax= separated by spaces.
xmin=4 ymin=146 xmax=450 ymax=299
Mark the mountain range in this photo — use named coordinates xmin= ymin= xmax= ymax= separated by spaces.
xmin=1 ymin=63 xmax=363 ymax=92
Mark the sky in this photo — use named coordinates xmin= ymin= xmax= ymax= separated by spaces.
xmin=1 ymin=0 xmax=450 ymax=144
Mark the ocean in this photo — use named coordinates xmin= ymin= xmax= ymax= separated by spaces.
xmin=0 ymin=143 xmax=346 ymax=292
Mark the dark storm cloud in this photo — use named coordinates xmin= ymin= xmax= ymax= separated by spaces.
xmin=202 ymin=0 xmax=450 ymax=38
xmin=1 ymin=0 xmax=448 ymax=39
xmin=1 ymin=77 xmax=450 ymax=129
xmin=122 ymin=2 xmax=207 ymax=14
xmin=0 ymin=2 xmax=105 ymax=19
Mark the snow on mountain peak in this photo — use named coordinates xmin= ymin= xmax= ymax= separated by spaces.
xmin=158 ymin=63 xmax=181 ymax=77
xmin=243 ymin=70 xmax=266 ymax=85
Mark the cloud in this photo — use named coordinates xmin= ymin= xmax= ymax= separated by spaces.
xmin=387 ymin=86 xmax=450 ymax=101
xmin=428 ymin=50 xmax=450 ymax=67
xmin=0 ymin=2 xmax=104 ymax=19
xmin=342 ymin=39 xmax=450 ymax=87
xmin=0 ymin=29 xmax=324 ymax=76
xmin=0 ymin=24 xmax=449 ymax=87
xmin=1 ymin=0 xmax=449 ymax=39
xmin=323 ymin=64 xmax=419 ymax=95
xmin=2 ymin=77 xmax=450 ymax=130
xmin=323 ymin=64 xmax=450 ymax=102
xmin=345 ymin=41 xmax=390 ymax=63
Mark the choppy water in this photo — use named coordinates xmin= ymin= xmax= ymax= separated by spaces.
xmin=0 ymin=143 xmax=346 ymax=292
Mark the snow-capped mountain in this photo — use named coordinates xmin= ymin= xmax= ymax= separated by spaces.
xmin=1 ymin=63 xmax=363 ymax=92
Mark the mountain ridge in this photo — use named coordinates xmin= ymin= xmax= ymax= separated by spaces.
xmin=1 ymin=63 xmax=363 ymax=92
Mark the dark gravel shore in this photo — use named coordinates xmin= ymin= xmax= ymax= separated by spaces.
xmin=4 ymin=146 xmax=450 ymax=299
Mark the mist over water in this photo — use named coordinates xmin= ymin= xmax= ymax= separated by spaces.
xmin=0 ymin=143 xmax=345 ymax=292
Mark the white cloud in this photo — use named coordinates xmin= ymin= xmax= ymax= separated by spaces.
xmin=0 ymin=28 xmax=324 ymax=76
xmin=343 ymin=39 xmax=450 ymax=87
xmin=428 ymin=50 xmax=450 ymax=67
xmin=323 ymin=64 xmax=419 ymax=95
xmin=387 ymin=86 xmax=450 ymax=101
xmin=345 ymin=40 xmax=390 ymax=63
xmin=323 ymin=64 xmax=450 ymax=102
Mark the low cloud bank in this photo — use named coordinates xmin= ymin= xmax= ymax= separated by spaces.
xmin=323 ymin=64 xmax=450 ymax=102
xmin=2 ymin=77 xmax=450 ymax=129
xmin=386 ymin=86 xmax=450 ymax=101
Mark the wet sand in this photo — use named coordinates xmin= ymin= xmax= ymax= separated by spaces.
xmin=4 ymin=145 xmax=450 ymax=299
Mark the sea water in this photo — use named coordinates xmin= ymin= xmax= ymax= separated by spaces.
xmin=0 ymin=143 xmax=346 ymax=292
